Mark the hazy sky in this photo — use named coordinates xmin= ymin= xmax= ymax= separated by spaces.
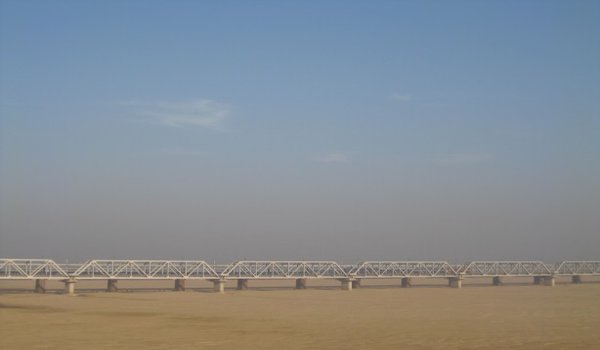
xmin=1 ymin=0 xmax=599 ymax=263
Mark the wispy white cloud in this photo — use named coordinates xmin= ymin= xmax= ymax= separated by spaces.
xmin=126 ymin=99 xmax=231 ymax=130
xmin=314 ymin=152 xmax=350 ymax=164
xmin=390 ymin=92 xmax=412 ymax=101
xmin=434 ymin=153 xmax=492 ymax=165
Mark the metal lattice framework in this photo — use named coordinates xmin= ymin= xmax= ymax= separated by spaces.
xmin=554 ymin=261 xmax=600 ymax=275
xmin=0 ymin=259 xmax=68 ymax=279
xmin=350 ymin=261 xmax=459 ymax=278
xmin=1 ymin=259 xmax=600 ymax=282
xmin=460 ymin=261 xmax=553 ymax=276
xmin=221 ymin=261 xmax=347 ymax=279
xmin=72 ymin=260 xmax=219 ymax=280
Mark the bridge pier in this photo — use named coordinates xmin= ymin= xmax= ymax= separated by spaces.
xmin=449 ymin=276 xmax=463 ymax=289
xmin=295 ymin=278 xmax=307 ymax=289
xmin=493 ymin=277 xmax=502 ymax=286
xmin=237 ymin=279 xmax=248 ymax=290
xmin=352 ymin=279 xmax=361 ymax=289
xmin=174 ymin=279 xmax=186 ymax=291
xmin=572 ymin=275 xmax=582 ymax=284
xmin=34 ymin=279 xmax=47 ymax=293
xmin=63 ymin=278 xmax=76 ymax=295
xmin=533 ymin=276 xmax=543 ymax=285
xmin=401 ymin=277 xmax=412 ymax=288
xmin=107 ymin=279 xmax=118 ymax=292
xmin=543 ymin=276 xmax=555 ymax=287
xmin=213 ymin=279 xmax=225 ymax=293
xmin=341 ymin=279 xmax=354 ymax=291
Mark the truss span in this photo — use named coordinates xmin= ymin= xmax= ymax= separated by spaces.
xmin=2 ymin=259 xmax=600 ymax=282
xmin=73 ymin=260 xmax=219 ymax=280
xmin=221 ymin=261 xmax=347 ymax=279
xmin=460 ymin=261 xmax=553 ymax=276
xmin=0 ymin=259 xmax=68 ymax=280
xmin=554 ymin=261 xmax=600 ymax=275
xmin=350 ymin=261 xmax=458 ymax=278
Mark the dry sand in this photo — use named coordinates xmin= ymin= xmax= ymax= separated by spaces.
xmin=1 ymin=279 xmax=599 ymax=350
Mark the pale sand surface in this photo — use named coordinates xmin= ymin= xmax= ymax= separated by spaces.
xmin=1 ymin=280 xmax=599 ymax=350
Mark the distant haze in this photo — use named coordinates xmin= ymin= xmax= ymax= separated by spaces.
xmin=1 ymin=1 xmax=599 ymax=263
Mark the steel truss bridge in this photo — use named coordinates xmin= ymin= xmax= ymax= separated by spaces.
xmin=1 ymin=258 xmax=599 ymax=293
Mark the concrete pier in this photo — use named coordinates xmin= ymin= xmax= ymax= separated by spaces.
xmin=543 ymin=276 xmax=555 ymax=287
xmin=64 ymin=278 xmax=76 ymax=295
xmin=174 ymin=279 xmax=186 ymax=291
xmin=572 ymin=275 xmax=582 ymax=284
xmin=237 ymin=279 xmax=248 ymax=290
xmin=449 ymin=276 xmax=462 ymax=289
xmin=107 ymin=279 xmax=118 ymax=292
xmin=295 ymin=278 xmax=307 ymax=289
xmin=401 ymin=277 xmax=412 ymax=288
xmin=493 ymin=276 xmax=502 ymax=286
xmin=341 ymin=279 xmax=353 ymax=291
xmin=35 ymin=279 xmax=47 ymax=293
xmin=213 ymin=279 xmax=225 ymax=293
xmin=533 ymin=276 xmax=543 ymax=285
xmin=351 ymin=279 xmax=361 ymax=289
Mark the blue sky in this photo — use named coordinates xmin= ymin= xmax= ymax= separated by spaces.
xmin=1 ymin=0 xmax=599 ymax=262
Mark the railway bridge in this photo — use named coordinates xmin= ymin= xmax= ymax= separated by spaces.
xmin=1 ymin=258 xmax=599 ymax=294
